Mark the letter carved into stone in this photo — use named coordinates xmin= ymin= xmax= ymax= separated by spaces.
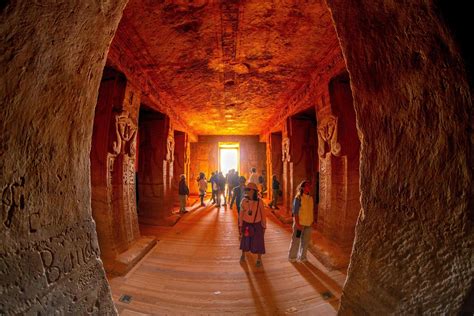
xmin=317 ymin=115 xmax=341 ymax=158
xmin=282 ymin=137 xmax=290 ymax=162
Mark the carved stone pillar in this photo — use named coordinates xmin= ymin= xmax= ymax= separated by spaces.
xmin=91 ymin=69 xmax=156 ymax=275
xmin=317 ymin=113 xmax=358 ymax=248
xmin=108 ymin=111 xmax=140 ymax=249
xmin=281 ymin=136 xmax=292 ymax=214
xmin=265 ymin=136 xmax=273 ymax=201
xmin=138 ymin=115 xmax=175 ymax=224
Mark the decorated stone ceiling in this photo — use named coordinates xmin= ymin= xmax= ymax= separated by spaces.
xmin=108 ymin=0 xmax=342 ymax=135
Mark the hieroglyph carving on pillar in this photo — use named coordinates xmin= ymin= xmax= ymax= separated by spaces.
xmin=282 ymin=137 xmax=291 ymax=162
xmin=317 ymin=115 xmax=341 ymax=158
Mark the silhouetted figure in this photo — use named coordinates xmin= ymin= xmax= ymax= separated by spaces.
xmin=230 ymin=176 xmax=246 ymax=214
xmin=268 ymin=175 xmax=280 ymax=209
xmin=257 ymin=174 xmax=265 ymax=195
xmin=209 ymin=172 xmax=217 ymax=204
xmin=227 ymin=169 xmax=240 ymax=204
xmin=216 ymin=171 xmax=226 ymax=207
xmin=239 ymin=182 xmax=266 ymax=267
xmin=178 ymin=174 xmax=189 ymax=214
xmin=288 ymin=180 xmax=314 ymax=262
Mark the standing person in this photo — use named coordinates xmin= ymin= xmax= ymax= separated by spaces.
xmin=228 ymin=170 xmax=240 ymax=204
xmin=216 ymin=171 xmax=226 ymax=207
xmin=268 ymin=175 xmax=280 ymax=209
xmin=209 ymin=172 xmax=217 ymax=204
xmin=197 ymin=172 xmax=207 ymax=207
xmin=225 ymin=169 xmax=234 ymax=204
xmin=178 ymin=174 xmax=189 ymax=214
xmin=239 ymin=182 xmax=266 ymax=267
xmin=248 ymin=167 xmax=258 ymax=185
xmin=257 ymin=175 xmax=264 ymax=195
xmin=261 ymin=170 xmax=267 ymax=193
xmin=288 ymin=180 xmax=314 ymax=262
xmin=230 ymin=176 xmax=246 ymax=214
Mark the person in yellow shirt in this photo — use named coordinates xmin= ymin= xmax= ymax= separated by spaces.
xmin=288 ymin=180 xmax=314 ymax=262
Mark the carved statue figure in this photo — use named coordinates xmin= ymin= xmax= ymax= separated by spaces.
xmin=282 ymin=137 xmax=290 ymax=162
xmin=166 ymin=126 xmax=175 ymax=162
xmin=317 ymin=115 xmax=341 ymax=158
xmin=112 ymin=111 xmax=137 ymax=157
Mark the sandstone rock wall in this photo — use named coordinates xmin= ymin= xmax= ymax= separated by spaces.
xmin=0 ymin=1 xmax=127 ymax=313
xmin=327 ymin=0 xmax=474 ymax=313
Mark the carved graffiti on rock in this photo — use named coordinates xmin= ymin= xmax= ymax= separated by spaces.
xmin=2 ymin=176 xmax=26 ymax=229
xmin=317 ymin=115 xmax=341 ymax=158
xmin=282 ymin=138 xmax=290 ymax=162
xmin=112 ymin=111 xmax=137 ymax=157
xmin=39 ymin=230 xmax=100 ymax=285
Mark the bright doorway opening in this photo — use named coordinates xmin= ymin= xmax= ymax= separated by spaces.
xmin=219 ymin=142 xmax=239 ymax=175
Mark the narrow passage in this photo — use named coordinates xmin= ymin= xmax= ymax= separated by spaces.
xmin=109 ymin=200 xmax=346 ymax=315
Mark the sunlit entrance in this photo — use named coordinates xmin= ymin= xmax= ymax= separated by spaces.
xmin=219 ymin=142 xmax=239 ymax=175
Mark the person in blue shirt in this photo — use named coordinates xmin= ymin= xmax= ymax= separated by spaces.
xmin=230 ymin=176 xmax=246 ymax=214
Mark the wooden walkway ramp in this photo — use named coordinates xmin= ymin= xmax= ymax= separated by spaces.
xmin=109 ymin=201 xmax=346 ymax=315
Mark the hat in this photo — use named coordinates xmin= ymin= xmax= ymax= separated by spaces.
xmin=245 ymin=182 xmax=258 ymax=191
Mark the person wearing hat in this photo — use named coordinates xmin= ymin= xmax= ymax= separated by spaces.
xmin=239 ymin=182 xmax=266 ymax=267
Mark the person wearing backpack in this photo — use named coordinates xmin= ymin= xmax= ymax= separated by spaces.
xmin=239 ymin=182 xmax=266 ymax=267
xmin=288 ymin=180 xmax=314 ymax=262
xmin=197 ymin=172 xmax=207 ymax=206
xmin=178 ymin=174 xmax=190 ymax=214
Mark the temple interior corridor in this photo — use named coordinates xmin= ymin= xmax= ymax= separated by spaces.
xmin=110 ymin=200 xmax=345 ymax=315
xmin=1 ymin=0 xmax=472 ymax=315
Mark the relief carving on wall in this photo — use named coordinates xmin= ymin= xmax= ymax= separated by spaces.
xmin=282 ymin=137 xmax=290 ymax=162
xmin=107 ymin=110 xmax=139 ymax=244
xmin=112 ymin=111 xmax=138 ymax=158
xmin=166 ymin=125 xmax=175 ymax=163
xmin=317 ymin=115 xmax=341 ymax=158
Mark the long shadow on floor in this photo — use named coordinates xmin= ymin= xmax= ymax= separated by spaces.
xmin=293 ymin=262 xmax=341 ymax=310
xmin=240 ymin=258 xmax=265 ymax=314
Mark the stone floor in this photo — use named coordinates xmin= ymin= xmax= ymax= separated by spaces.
xmin=109 ymin=200 xmax=347 ymax=315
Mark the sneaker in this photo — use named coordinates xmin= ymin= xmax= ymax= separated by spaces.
xmin=288 ymin=258 xmax=297 ymax=263
xmin=256 ymin=260 xmax=262 ymax=267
